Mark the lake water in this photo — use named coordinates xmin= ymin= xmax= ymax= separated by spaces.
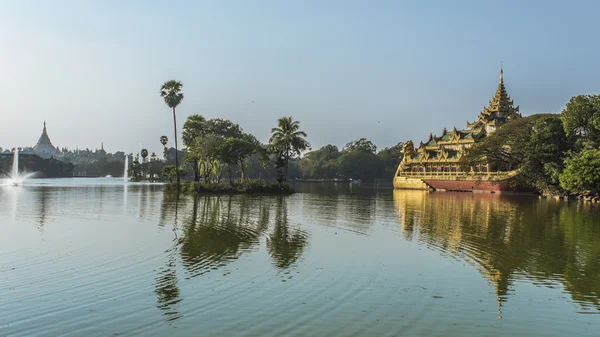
xmin=1 ymin=178 xmax=600 ymax=336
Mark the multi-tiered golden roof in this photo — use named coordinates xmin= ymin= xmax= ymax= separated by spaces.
xmin=395 ymin=69 xmax=521 ymax=185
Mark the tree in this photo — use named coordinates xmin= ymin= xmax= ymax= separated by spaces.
xmin=377 ymin=142 xmax=403 ymax=177
xmin=182 ymin=115 xmax=207 ymax=182
xmin=186 ymin=134 xmax=225 ymax=183
xmin=269 ymin=117 xmax=310 ymax=181
xmin=140 ymin=148 xmax=149 ymax=179
xmin=460 ymin=114 xmax=552 ymax=172
xmin=150 ymin=152 xmax=158 ymax=180
xmin=161 ymin=165 xmax=186 ymax=183
xmin=221 ymin=137 xmax=259 ymax=182
xmin=521 ymin=116 xmax=572 ymax=194
xmin=160 ymin=136 xmax=168 ymax=160
xmin=160 ymin=80 xmax=184 ymax=184
xmin=560 ymin=149 xmax=600 ymax=194
xmin=337 ymin=151 xmax=384 ymax=180
xmin=343 ymin=138 xmax=377 ymax=154
xmin=298 ymin=145 xmax=341 ymax=178
xmin=561 ymin=95 xmax=600 ymax=148
xmin=460 ymin=114 xmax=574 ymax=193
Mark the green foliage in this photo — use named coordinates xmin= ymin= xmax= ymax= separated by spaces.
xmin=561 ymin=95 xmax=600 ymax=148
xmin=297 ymin=140 xmax=400 ymax=180
xmin=461 ymin=114 xmax=552 ymax=172
xmin=560 ymin=149 xmax=600 ymax=194
xmin=181 ymin=114 xmax=207 ymax=148
xmin=168 ymin=180 xmax=295 ymax=195
xmin=274 ymin=153 xmax=286 ymax=183
xmin=221 ymin=137 xmax=258 ymax=180
xmin=182 ymin=115 xmax=263 ymax=183
xmin=129 ymin=160 xmax=143 ymax=181
xmin=160 ymin=80 xmax=184 ymax=109
xmin=160 ymin=135 xmax=168 ymax=147
xmin=520 ymin=116 xmax=572 ymax=194
xmin=269 ymin=116 xmax=310 ymax=180
xmin=343 ymin=138 xmax=377 ymax=154
xmin=461 ymin=114 xmax=571 ymax=192
xmin=161 ymin=165 xmax=186 ymax=183
xmin=299 ymin=145 xmax=341 ymax=179
xmin=377 ymin=142 xmax=403 ymax=177
xmin=160 ymin=80 xmax=184 ymax=184
xmin=337 ymin=150 xmax=384 ymax=180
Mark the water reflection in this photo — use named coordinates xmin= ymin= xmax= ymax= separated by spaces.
xmin=179 ymin=195 xmax=267 ymax=277
xmin=393 ymin=190 xmax=600 ymax=314
xmin=155 ymin=244 xmax=183 ymax=321
xmin=154 ymin=193 xmax=309 ymax=320
xmin=267 ymin=197 xmax=309 ymax=269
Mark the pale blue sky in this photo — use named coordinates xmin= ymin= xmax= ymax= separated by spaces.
xmin=1 ymin=0 xmax=598 ymax=154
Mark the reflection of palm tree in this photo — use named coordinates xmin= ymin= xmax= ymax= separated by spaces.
xmin=154 ymin=192 xmax=186 ymax=321
xmin=179 ymin=196 xmax=269 ymax=277
xmin=154 ymin=244 xmax=182 ymax=321
xmin=266 ymin=197 xmax=309 ymax=269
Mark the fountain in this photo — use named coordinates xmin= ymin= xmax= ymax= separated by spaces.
xmin=2 ymin=149 xmax=36 ymax=186
xmin=124 ymin=156 xmax=129 ymax=183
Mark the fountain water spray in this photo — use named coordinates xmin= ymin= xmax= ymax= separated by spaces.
xmin=124 ymin=155 xmax=129 ymax=183
xmin=2 ymin=149 xmax=36 ymax=186
xmin=12 ymin=148 xmax=19 ymax=178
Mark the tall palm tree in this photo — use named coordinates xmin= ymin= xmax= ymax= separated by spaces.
xmin=160 ymin=135 xmax=168 ymax=161
xmin=160 ymin=81 xmax=184 ymax=184
xmin=269 ymin=117 xmax=310 ymax=180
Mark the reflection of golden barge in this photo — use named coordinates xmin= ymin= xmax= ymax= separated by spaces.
xmin=394 ymin=69 xmax=524 ymax=192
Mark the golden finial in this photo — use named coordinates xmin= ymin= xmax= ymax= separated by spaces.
xmin=500 ymin=63 xmax=503 ymax=82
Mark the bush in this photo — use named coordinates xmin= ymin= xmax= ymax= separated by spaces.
xmin=165 ymin=180 xmax=295 ymax=195
xmin=161 ymin=165 xmax=187 ymax=183
xmin=559 ymin=149 xmax=600 ymax=194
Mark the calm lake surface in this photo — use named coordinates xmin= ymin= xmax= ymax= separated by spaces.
xmin=1 ymin=178 xmax=600 ymax=336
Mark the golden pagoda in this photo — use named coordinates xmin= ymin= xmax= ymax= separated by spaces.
xmin=394 ymin=69 xmax=522 ymax=192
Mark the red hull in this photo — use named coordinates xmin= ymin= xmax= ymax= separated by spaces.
xmin=423 ymin=179 xmax=529 ymax=192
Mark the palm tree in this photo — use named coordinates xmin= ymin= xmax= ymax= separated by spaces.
xmin=141 ymin=149 xmax=149 ymax=161
xmin=269 ymin=117 xmax=310 ymax=180
xmin=160 ymin=81 xmax=184 ymax=184
xmin=160 ymin=135 xmax=168 ymax=161
xmin=141 ymin=149 xmax=149 ymax=179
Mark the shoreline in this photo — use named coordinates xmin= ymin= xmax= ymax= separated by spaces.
xmin=164 ymin=181 xmax=295 ymax=195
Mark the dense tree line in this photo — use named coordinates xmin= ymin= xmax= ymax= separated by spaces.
xmin=461 ymin=94 xmax=600 ymax=195
xmin=156 ymin=113 xmax=401 ymax=184
xmin=297 ymin=139 xmax=403 ymax=181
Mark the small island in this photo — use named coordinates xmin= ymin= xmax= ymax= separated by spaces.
xmin=154 ymin=80 xmax=308 ymax=195
xmin=165 ymin=181 xmax=295 ymax=195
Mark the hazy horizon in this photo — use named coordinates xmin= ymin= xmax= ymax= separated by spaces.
xmin=1 ymin=0 xmax=599 ymax=155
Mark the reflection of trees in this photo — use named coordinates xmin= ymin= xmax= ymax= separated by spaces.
xmin=393 ymin=190 xmax=600 ymax=315
xmin=179 ymin=195 xmax=270 ymax=277
xmin=158 ymin=191 xmax=188 ymax=229
xmin=154 ymin=193 xmax=311 ymax=319
xmin=36 ymin=186 xmax=49 ymax=231
xmin=154 ymin=244 xmax=182 ymax=321
xmin=267 ymin=197 xmax=309 ymax=269
xmin=155 ymin=191 xmax=186 ymax=320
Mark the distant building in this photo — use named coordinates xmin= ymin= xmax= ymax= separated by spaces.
xmin=33 ymin=121 xmax=59 ymax=158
